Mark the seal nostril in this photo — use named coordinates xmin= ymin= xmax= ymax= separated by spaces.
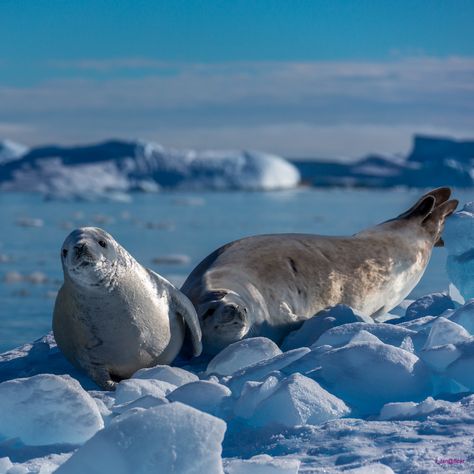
xmin=74 ymin=243 xmax=86 ymax=255
xmin=62 ymin=249 xmax=68 ymax=258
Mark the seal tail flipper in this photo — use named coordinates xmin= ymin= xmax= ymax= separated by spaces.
xmin=422 ymin=198 xmax=458 ymax=247
xmin=397 ymin=187 xmax=452 ymax=220
xmin=397 ymin=187 xmax=458 ymax=246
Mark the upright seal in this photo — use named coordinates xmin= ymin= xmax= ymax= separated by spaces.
xmin=182 ymin=187 xmax=457 ymax=354
xmin=53 ymin=227 xmax=201 ymax=389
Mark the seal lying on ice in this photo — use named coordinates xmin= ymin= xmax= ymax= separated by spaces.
xmin=53 ymin=227 xmax=202 ymax=390
xmin=181 ymin=187 xmax=458 ymax=354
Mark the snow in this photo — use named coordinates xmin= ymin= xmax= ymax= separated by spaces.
xmin=5 ymin=240 xmax=474 ymax=471
xmin=0 ymin=140 xmax=300 ymax=199
xmin=281 ymin=305 xmax=371 ymax=351
xmin=0 ymin=374 xmax=103 ymax=446
xmin=445 ymin=202 xmax=474 ymax=300
xmin=314 ymin=321 xmax=420 ymax=350
xmin=224 ymin=455 xmax=300 ymax=474
xmin=247 ymin=373 xmax=350 ymax=428
xmin=448 ymin=300 xmax=474 ymax=333
xmin=423 ymin=317 xmax=471 ymax=349
xmin=167 ymin=380 xmax=232 ymax=417
xmin=311 ymin=340 xmax=432 ymax=414
xmin=55 ymin=402 xmax=226 ymax=474
xmin=132 ymin=364 xmax=198 ymax=387
xmin=227 ymin=348 xmax=310 ymax=396
xmin=114 ymin=378 xmax=177 ymax=405
xmin=206 ymin=337 xmax=282 ymax=376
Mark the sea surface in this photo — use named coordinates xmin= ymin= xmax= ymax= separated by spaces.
xmin=0 ymin=188 xmax=471 ymax=353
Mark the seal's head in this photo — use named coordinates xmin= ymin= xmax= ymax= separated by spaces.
xmin=197 ymin=290 xmax=250 ymax=354
xmin=61 ymin=227 xmax=121 ymax=288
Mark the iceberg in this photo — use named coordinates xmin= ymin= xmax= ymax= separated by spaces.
xmin=0 ymin=139 xmax=300 ymax=198
xmin=445 ymin=202 xmax=474 ymax=300
xmin=0 ymin=140 xmax=28 ymax=165
xmin=293 ymin=135 xmax=474 ymax=188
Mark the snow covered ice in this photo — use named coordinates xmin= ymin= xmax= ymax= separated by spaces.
xmin=0 ymin=374 xmax=103 ymax=446
xmin=445 ymin=202 xmax=474 ymax=300
xmin=55 ymin=402 xmax=226 ymax=474
xmin=206 ymin=337 xmax=282 ymax=376
xmin=3 ymin=223 xmax=474 ymax=471
xmin=244 ymin=373 xmax=350 ymax=428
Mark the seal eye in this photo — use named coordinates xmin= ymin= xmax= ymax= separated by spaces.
xmin=98 ymin=240 xmax=107 ymax=248
xmin=62 ymin=249 xmax=68 ymax=258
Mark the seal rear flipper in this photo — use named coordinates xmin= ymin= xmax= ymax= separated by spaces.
xmin=397 ymin=187 xmax=452 ymax=221
xmin=422 ymin=198 xmax=459 ymax=246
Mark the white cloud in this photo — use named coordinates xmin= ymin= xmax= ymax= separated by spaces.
xmin=1 ymin=57 xmax=473 ymax=156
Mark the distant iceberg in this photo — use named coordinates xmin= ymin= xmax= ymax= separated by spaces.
xmin=0 ymin=140 xmax=301 ymax=199
xmin=0 ymin=140 xmax=29 ymax=165
xmin=292 ymin=135 xmax=474 ymax=188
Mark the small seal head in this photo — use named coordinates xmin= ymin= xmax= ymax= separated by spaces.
xmin=198 ymin=290 xmax=250 ymax=353
xmin=61 ymin=227 xmax=122 ymax=289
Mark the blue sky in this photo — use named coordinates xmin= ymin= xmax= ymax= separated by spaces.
xmin=1 ymin=0 xmax=473 ymax=157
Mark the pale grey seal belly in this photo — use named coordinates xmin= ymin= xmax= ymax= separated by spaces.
xmin=181 ymin=187 xmax=458 ymax=354
xmin=53 ymin=227 xmax=202 ymax=389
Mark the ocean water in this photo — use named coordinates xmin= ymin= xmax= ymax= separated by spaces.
xmin=0 ymin=188 xmax=470 ymax=353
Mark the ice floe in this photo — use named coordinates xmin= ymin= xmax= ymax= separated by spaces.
xmin=2 ymin=233 xmax=474 ymax=471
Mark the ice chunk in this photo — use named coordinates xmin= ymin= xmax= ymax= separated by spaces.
xmin=399 ymin=336 xmax=415 ymax=353
xmin=448 ymin=300 xmax=474 ymax=334
xmin=379 ymin=396 xmax=453 ymax=421
xmin=419 ymin=344 xmax=461 ymax=371
xmin=445 ymin=202 xmax=474 ymax=300
xmin=56 ymin=402 xmax=226 ymax=474
xmin=227 ymin=348 xmax=310 ymax=395
xmin=402 ymin=293 xmax=455 ymax=321
xmin=112 ymin=395 xmax=169 ymax=415
xmin=114 ymin=379 xmax=177 ymax=405
xmin=313 ymin=341 xmax=432 ymax=414
xmin=446 ymin=339 xmax=474 ymax=390
xmin=281 ymin=305 xmax=371 ymax=351
xmin=248 ymin=373 xmax=349 ymax=428
xmin=234 ymin=374 xmax=281 ymax=419
xmin=0 ymin=374 xmax=103 ymax=445
xmin=0 ymin=457 xmax=13 ymax=472
xmin=349 ymin=330 xmax=383 ymax=344
xmin=423 ymin=317 xmax=471 ymax=349
xmin=207 ymin=337 xmax=282 ymax=376
xmin=345 ymin=464 xmax=395 ymax=473
xmin=167 ymin=380 xmax=231 ymax=417
xmin=224 ymin=454 xmax=300 ymax=474
xmin=132 ymin=365 xmax=198 ymax=387
xmin=314 ymin=322 xmax=418 ymax=349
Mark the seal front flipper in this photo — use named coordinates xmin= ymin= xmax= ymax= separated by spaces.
xmin=76 ymin=354 xmax=117 ymax=391
xmin=147 ymin=269 xmax=202 ymax=357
